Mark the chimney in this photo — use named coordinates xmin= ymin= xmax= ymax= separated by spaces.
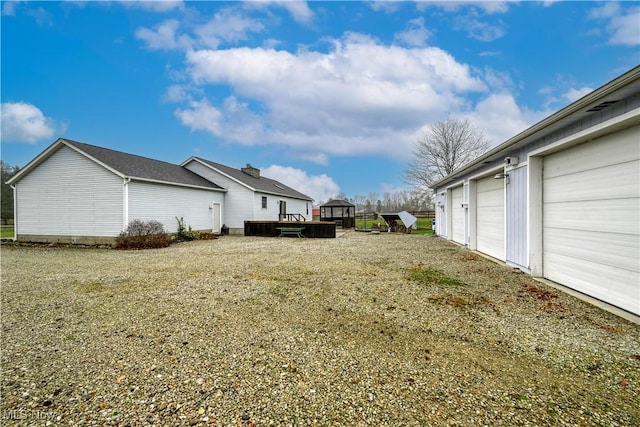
xmin=241 ymin=163 xmax=260 ymax=179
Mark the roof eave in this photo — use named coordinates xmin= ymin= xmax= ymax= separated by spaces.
xmin=128 ymin=176 xmax=227 ymax=192
xmin=431 ymin=65 xmax=640 ymax=189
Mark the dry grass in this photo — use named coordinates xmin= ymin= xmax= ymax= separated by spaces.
xmin=1 ymin=233 xmax=639 ymax=426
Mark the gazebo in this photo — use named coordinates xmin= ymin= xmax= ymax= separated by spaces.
xmin=320 ymin=199 xmax=355 ymax=228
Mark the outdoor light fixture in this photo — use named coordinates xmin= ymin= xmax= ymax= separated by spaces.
xmin=494 ymin=173 xmax=509 ymax=179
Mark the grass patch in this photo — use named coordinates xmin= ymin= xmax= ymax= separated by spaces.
xmin=407 ymin=265 xmax=466 ymax=287
xmin=356 ymin=217 xmax=434 ymax=234
xmin=1 ymin=227 xmax=14 ymax=238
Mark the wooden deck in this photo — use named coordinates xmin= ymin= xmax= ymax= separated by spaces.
xmin=244 ymin=221 xmax=336 ymax=238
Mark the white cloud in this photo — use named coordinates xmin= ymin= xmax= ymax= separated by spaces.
xmin=136 ymin=8 xmax=264 ymax=51
xmin=194 ymin=8 xmax=265 ymax=49
xmin=589 ymin=3 xmax=640 ymax=46
xmin=180 ymin=33 xmax=488 ymax=162
xmin=563 ymin=86 xmax=594 ymax=103
xmin=588 ymin=2 xmax=620 ymax=19
xmin=454 ymin=13 xmax=506 ymax=42
xmin=174 ymin=99 xmax=223 ymax=136
xmin=1 ymin=1 xmax=20 ymax=16
xmin=120 ymin=1 xmax=184 ymax=13
xmin=135 ymin=19 xmax=192 ymax=50
xmin=418 ymin=1 xmax=511 ymax=15
xmin=368 ymin=1 xmax=403 ymax=14
xmin=394 ymin=17 xmax=432 ymax=47
xmin=1 ymin=102 xmax=64 ymax=144
xmin=607 ymin=6 xmax=640 ymax=46
xmin=245 ymin=1 xmax=313 ymax=24
xmin=462 ymin=93 xmax=548 ymax=147
xmin=261 ymin=165 xmax=339 ymax=203
xmin=195 ymin=9 xmax=264 ymax=49
xmin=164 ymin=84 xmax=195 ymax=103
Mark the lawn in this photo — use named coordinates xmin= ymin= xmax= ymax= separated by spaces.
xmin=355 ymin=216 xmax=434 ymax=234
xmin=0 ymin=226 xmax=14 ymax=239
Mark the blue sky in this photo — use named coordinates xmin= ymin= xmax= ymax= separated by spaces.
xmin=2 ymin=1 xmax=639 ymax=203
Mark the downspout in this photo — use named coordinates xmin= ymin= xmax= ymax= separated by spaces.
xmin=123 ymin=178 xmax=130 ymax=232
xmin=10 ymin=184 xmax=17 ymax=241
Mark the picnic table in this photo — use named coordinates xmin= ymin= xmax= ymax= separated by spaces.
xmin=276 ymin=227 xmax=306 ymax=238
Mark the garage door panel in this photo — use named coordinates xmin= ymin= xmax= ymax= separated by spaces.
xmin=477 ymin=192 xmax=502 ymax=208
xmin=544 ymin=198 xmax=640 ymax=235
xmin=544 ymin=160 xmax=639 ymax=203
xmin=476 ymin=176 xmax=504 ymax=260
xmin=544 ymin=252 xmax=640 ymax=315
xmin=544 ymin=230 xmax=639 ymax=273
xmin=478 ymin=206 xmax=503 ymax=220
xmin=543 ymin=127 xmax=640 ymax=315
xmin=544 ymin=127 xmax=639 ymax=178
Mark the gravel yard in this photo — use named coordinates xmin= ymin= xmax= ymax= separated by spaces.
xmin=1 ymin=232 xmax=639 ymax=426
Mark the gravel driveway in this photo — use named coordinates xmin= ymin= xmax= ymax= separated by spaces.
xmin=1 ymin=232 xmax=639 ymax=426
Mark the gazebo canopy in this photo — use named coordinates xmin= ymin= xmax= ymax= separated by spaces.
xmin=320 ymin=199 xmax=354 ymax=208
xmin=320 ymin=199 xmax=355 ymax=227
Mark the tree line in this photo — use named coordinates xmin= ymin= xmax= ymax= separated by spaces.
xmin=324 ymin=117 xmax=490 ymax=213
xmin=322 ymin=188 xmax=433 ymax=214
xmin=1 ymin=161 xmax=20 ymax=224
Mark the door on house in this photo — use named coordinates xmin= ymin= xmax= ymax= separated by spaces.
xmin=211 ymin=203 xmax=221 ymax=234
xmin=279 ymin=200 xmax=287 ymax=220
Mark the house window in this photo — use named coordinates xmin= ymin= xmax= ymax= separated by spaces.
xmin=262 ymin=196 xmax=267 ymax=209
xmin=306 ymin=203 xmax=309 ymax=215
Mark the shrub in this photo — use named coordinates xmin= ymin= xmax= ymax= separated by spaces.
xmin=175 ymin=217 xmax=199 ymax=242
xmin=114 ymin=219 xmax=170 ymax=249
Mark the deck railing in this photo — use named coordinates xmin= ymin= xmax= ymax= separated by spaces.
xmin=279 ymin=213 xmax=306 ymax=221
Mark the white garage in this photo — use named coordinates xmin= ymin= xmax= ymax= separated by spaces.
xmin=432 ymin=65 xmax=640 ymax=319
xmin=450 ymin=185 xmax=465 ymax=245
xmin=542 ymin=125 xmax=640 ymax=315
xmin=476 ymin=175 xmax=505 ymax=260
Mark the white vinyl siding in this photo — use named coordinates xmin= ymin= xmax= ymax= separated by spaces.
xmin=16 ymin=146 xmax=123 ymax=237
xmin=128 ymin=181 xmax=223 ymax=233
xmin=254 ymin=194 xmax=310 ymax=221
xmin=184 ymin=160 xmax=312 ymax=229
xmin=543 ymin=126 xmax=640 ymax=315
xmin=476 ymin=175 xmax=505 ymax=260
xmin=451 ymin=186 xmax=465 ymax=245
xmin=287 ymin=198 xmax=311 ymax=221
xmin=184 ymin=161 xmax=253 ymax=230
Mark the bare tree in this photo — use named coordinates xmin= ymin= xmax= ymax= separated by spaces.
xmin=404 ymin=118 xmax=490 ymax=188
xmin=353 ymin=194 xmax=366 ymax=212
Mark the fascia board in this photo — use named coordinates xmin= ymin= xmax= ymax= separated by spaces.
xmin=129 ymin=176 xmax=228 ymax=192
xmin=256 ymin=189 xmax=313 ymax=201
xmin=431 ymin=66 xmax=640 ymax=189
xmin=528 ymin=107 xmax=640 ymax=158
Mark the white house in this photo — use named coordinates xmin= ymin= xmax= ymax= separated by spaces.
xmin=182 ymin=157 xmax=314 ymax=234
xmin=7 ymin=138 xmax=313 ymax=243
xmin=432 ymin=65 xmax=640 ymax=316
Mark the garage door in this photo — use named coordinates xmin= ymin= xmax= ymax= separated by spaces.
xmin=451 ymin=186 xmax=465 ymax=245
xmin=476 ymin=175 xmax=505 ymax=260
xmin=543 ymin=125 xmax=640 ymax=315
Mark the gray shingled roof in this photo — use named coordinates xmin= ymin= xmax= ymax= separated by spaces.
xmin=62 ymin=139 xmax=224 ymax=190
xmin=193 ymin=157 xmax=313 ymax=201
